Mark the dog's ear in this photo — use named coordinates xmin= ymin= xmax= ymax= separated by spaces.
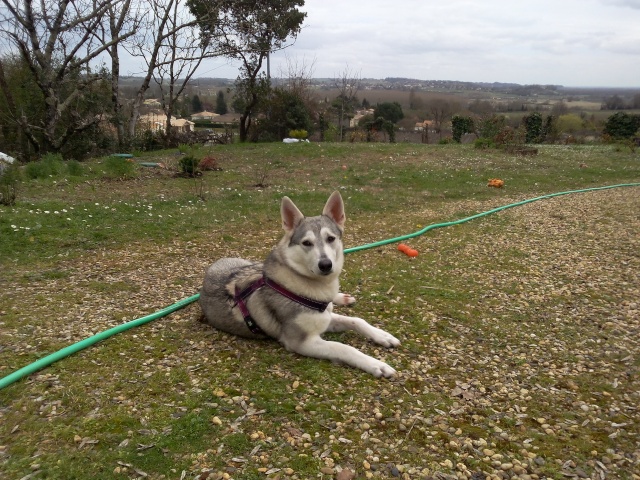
xmin=323 ymin=191 xmax=345 ymax=228
xmin=281 ymin=196 xmax=304 ymax=232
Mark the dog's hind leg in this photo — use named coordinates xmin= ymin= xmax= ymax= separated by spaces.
xmin=288 ymin=336 xmax=397 ymax=378
xmin=327 ymin=313 xmax=400 ymax=348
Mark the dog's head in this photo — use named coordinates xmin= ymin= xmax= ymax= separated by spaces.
xmin=280 ymin=191 xmax=345 ymax=278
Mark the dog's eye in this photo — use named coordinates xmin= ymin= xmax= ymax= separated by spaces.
xmin=302 ymin=240 xmax=313 ymax=247
xmin=326 ymin=236 xmax=336 ymax=243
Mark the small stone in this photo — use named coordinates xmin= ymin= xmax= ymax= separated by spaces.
xmin=500 ymin=462 xmax=514 ymax=471
xmin=440 ymin=459 xmax=453 ymax=469
xmin=320 ymin=467 xmax=335 ymax=475
xmin=336 ymin=469 xmax=356 ymax=480
xmin=211 ymin=416 xmax=222 ymax=426
xmin=363 ymin=460 xmax=371 ymax=470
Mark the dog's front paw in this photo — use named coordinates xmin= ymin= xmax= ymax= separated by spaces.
xmin=370 ymin=328 xmax=401 ymax=348
xmin=333 ymin=292 xmax=356 ymax=306
xmin=369 ymin=360 xmax=397 ymax=378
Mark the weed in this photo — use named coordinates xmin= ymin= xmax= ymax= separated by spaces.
xmin=66 ymin=160 xmax=83 ymax=177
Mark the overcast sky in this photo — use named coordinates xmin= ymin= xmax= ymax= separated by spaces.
xmin=193 ymin=0 xmax=640 ymax=87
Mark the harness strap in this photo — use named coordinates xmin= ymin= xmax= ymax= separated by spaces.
xmin=234 ymin=277 xmax=267 ymax=335
xmin=233 ymin=276 xmax=330 ymax=335
xmin=263 ymin=277 xmax=330 ymax=313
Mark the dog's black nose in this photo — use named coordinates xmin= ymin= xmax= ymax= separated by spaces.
xmin=318 ymin=258 xmax=333 ymax=274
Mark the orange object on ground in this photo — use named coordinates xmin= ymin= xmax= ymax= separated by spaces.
xmin=397 ymin=243 xmax=419 ymax=257
xmin=487 ymin=178 xmax=505 ymax=188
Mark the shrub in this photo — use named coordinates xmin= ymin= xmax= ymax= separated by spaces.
xmin=474 ymin=138 xmax=495 ymax=149
xmin=451 ymin=115 xmax=474 ymax=143
xmin=199 ymin=156 xmax=221 ymax=171
xmin=603 ymin=112 xmax=640 ymax=139
xmin=0 ymin=164 xmax=21 ymax=206
xmin=523 ymin=112 xmax=543 ymax=143
xmin=476 ymin=115 xmax=506 ymax=142
xmin=494 ymin=126 xmax=525 ymax=148
xmin=25 ymin=153 xmax=65 ymax=179
xmin=179 ymin=155 xmax=199 ymax=176
xmin=288 ymin=129 xmax=308 ymax=140
xmin=103 ymin=156 xmax=137 ymax=178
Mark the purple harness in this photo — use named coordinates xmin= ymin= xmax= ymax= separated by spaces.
xmin=234 ymin=276 xmax=330 ymax=335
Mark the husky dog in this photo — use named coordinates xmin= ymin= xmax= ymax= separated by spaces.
xmin=199 ymin=191 xmax=400 ymax=378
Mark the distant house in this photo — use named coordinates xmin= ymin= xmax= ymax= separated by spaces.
xmin=143 ymin=99 xmax=162 ymax=108
xmin=138 ymin=112 xmax=165 ymax=132
xmin=191 ymin=111 xmax=219 ymax=121
xmin=205 ymin=113 xmax=242 ymax=125
xmin=137 ymin=112 xmax=194 ymax=133
xmin=414 ymin=120 xmax=435 ymax=132
xmin=350 ymin=109 xmax=375 ymax=128
xmin=171 ymin=118 xmax=194 ymax=133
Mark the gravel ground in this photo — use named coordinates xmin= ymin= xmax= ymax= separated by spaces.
xmin=1 ymin=186 xmax=639 ymax=479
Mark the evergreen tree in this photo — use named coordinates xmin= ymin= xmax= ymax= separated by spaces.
xmin=215 ymin=91 xmax=228 ymax=114
xmin=191 ymin=95 xmax=203 ymax=113
xmin=603 ymin=112 xmax=640 ymax=138
xmin=373 ymin=102 xmax=404 ymax=124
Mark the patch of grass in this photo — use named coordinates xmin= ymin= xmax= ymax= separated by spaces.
xmin=102 ymin=155 xmax=138 ymax=179
xmin=66 ymin=160 xmax=84 ymax=177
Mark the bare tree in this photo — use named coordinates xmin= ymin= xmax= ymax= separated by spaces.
xmin=279 ymin=54 xmax=315 ymax=99
xmin=427 ymin=98 xmax=461 ymax=140
xmin=123 ymin=0 xmax=221 ymax=141
xmin=0 ymin=0 xmax=136 ymax=153
xmin=333 ymin=66 xmax=361 ymax=142
xmin=92 ymin=0 xmax=143 ymax=147
xmin=152 ymin=0 xmax=213 ymax=144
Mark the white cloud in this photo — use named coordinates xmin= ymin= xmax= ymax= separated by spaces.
xmin=149 ymin=0 xmax=640 ymax=87
xmin=254 ymin=0 xmax=639 ymax=87
xmin=600 ymin=0 xmax=640 ymax=9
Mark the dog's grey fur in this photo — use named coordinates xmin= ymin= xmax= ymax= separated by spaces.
xmin=199 ymin=191 xmax=399 ymax=377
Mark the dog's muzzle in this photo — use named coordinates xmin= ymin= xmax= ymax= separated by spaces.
xmin=318 ymin=258 xmax=333 ymax=275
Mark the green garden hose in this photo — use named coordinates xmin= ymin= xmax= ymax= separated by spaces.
xmin=0 ymin=295 xmax=199 ymax=391
xmin=1 ymin=182 xmax=639 ymax=391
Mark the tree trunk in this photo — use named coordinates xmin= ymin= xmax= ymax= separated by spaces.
xmin=110 ymin=53 xmax=125 ymax=147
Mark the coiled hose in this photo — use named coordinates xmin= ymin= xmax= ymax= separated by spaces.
xmin=1 ymin=183 xmax=638 ymax=391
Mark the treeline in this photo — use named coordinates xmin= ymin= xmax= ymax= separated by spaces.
xmin=601 ymin=94 xmax=640 ymax=110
